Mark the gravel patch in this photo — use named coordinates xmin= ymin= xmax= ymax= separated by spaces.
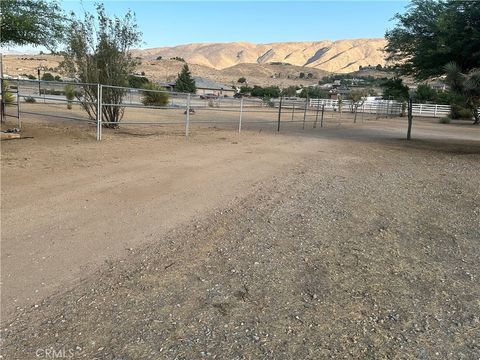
xmin=1 ymin=138 xmax=479 ymax=359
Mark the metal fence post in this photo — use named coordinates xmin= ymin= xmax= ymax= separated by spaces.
xmin=320 ymin=104 xmax=325 ymax=128
xmin=313 ymin=99 xmax=320 ymax=128
xmin=238 ymin=97 xmax=243 ymax=133
xmin=302 ymin=96 xmax=308 ymax=130
xmin=291 ymin=101 xmax=295 ymax=121
xmin=96 ymin=83 xmax=101 ymax=141
xmin=17 ymin=78 xmax=20 ymax=128
xmin=99 ymin=84 xmax=103 ymax=140
xmin=185 ymin=93 xmax=191 ymax=139
xmin=277 ymin=97 xmax=282 ymax=132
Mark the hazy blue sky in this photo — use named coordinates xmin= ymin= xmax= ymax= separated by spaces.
xmin=60 ymin=1 xmax=409 ymax=48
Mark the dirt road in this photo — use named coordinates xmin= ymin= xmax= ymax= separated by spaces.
xmin=1 ymin=116 xmax=479 ymax=358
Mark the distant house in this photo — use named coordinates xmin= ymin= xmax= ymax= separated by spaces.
xmin=192 ymin=76 xmax=235 ymax=97
xmin=160 ymin=76 xmax=236 ymax=96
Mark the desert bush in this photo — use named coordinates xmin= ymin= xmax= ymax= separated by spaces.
xmin=41 ymin=72 xmax=55 ymax=81
xmin=439 ymin=117 xmax=451 ymax=124
xmin=141 ymin=82 xmax=169 ymax=106
xmin=450 ymin=104 xmax=473 ymax=119
xmin=24 ymin=96 xmax=36 ymax=103
xmin=2 ymin=80 xmax=15 ymax=105
xmin=64 ymin=84 xmax=75 ymax=109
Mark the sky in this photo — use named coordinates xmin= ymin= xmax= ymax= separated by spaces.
xmin=61 ymin=0 xmax=408 ymax=48
xmin=1 ymin=1 xmax=409 ymax=52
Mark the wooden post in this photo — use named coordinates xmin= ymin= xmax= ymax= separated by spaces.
xmin=277 ymin=97 xmax=282 ymax=132
xmin=291 ymin=101 xmax=295 ymax=121
xmin=407 ymin=98 xmax=413 ymax=140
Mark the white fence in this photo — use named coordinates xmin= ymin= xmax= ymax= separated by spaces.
xmin=310 ymin=98 xmax=478 ymax=118
xmin=309 ymin=99 xmax=402 ymax=116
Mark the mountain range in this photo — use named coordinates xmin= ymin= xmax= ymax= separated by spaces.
xmin=133 ymin=38 xmax=388 ymax=73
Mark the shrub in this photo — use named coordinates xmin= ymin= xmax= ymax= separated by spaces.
xmin=128 ymin=75 xmax=149 ymax=89
xmin=156 ymin=56 xmax=162 ymax=60
xmin=24 ymin=96 xmax=36 ymax=103
xmin=64 ymin=84 xmax=75 ymax=109
xmin=238 ymin=77 xmax=246 ymax=83
xmin=450 ymin=104 xmax=473 ymax=119
xmin=141 ymin=82 xmax=169 ymax=106
xmin=439 ymin=117 xmax=451 ymax=124
xmin=2 ymin=80 xmax=15 ymax=105
xmin=41 ymin=72 xmax=55 ymax=81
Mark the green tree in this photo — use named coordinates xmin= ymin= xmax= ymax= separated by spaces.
xmin=239 ymin=86 xmax=253 ymax=94
xmin=0 ymin=0 xmax=66 ymax=50
xmin=237 ymin=77 xmax=246 ymax=84
xmin=385 ymin=0 xmax=480 ymax=80
xmin=41 ymin=72 xmax=55 ymax=81
xmin=62 ymin=4 xmax=142 ymax=127
xmin=175 ymin=64 xmax=196 ymax=93
xmin=381 ymin=78 xmax=409 ymax=101
xmin=444 ymin=62 xmax=480 ymax=124
xmin=299 ymin=87 xmax=328 ymax=99
xmin=250 ymin=86 xmax=265 ymax=97
xmin=413 ymin=84 xmax=438 ymax=103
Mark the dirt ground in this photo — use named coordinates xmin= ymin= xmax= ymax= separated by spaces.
xmin=1 ymin=111 xmax=479 ymax=359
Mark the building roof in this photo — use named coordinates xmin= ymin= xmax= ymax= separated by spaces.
xmin=159 ymin=77 xmax=234 ymax=91
xmin=193 ymin=76 xmax=232 ymax=91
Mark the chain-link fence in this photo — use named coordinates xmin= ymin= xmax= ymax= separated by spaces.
xmin=2 ymin=78 xmax=465 ymax=141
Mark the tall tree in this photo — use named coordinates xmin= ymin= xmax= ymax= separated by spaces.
xmin=175 ymin=64 xmax=196 ymax=93
xmin=381 ymin=78 xmax=409 ymax=101
xmin=0 ymin=0 xmax=66 ymax=50
xmin=385 ymin=0 xmax=480 ymax=80
xmin=61 ymin=4 xmax=142 ymax=127
xmin=444 ymin=62 xmax=480 ymax=124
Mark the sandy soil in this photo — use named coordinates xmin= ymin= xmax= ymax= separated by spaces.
xmin=1 ymin=111 xmax=479 ymax=359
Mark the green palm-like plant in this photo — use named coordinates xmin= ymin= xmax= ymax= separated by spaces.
xmin=444 ymin=62 xmax=480 ymax=124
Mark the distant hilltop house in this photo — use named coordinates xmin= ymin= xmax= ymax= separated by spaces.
xmin=159 ymin=76 xmax=235 ymax=97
